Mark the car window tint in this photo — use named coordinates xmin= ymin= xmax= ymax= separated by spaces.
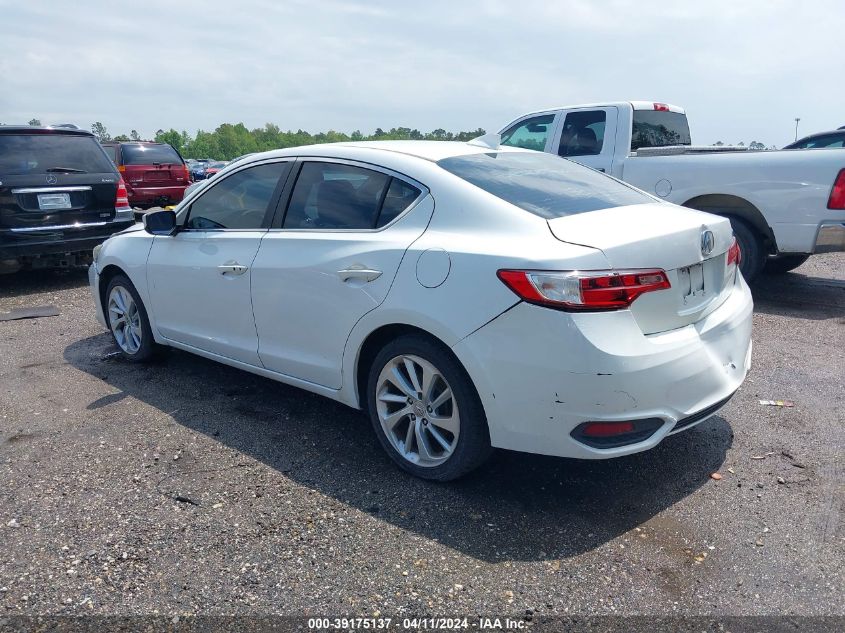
xmin=631 ymin=110 xmax=691 ymax=150
xmin=101 ymin=144 xmax=117 ymax=163
xmin=500 ymin=114 xmax=555 ymax=151
xmin=376 ymin=178 xmax=422 ymax=227
xmin=558 ymin=110 xmax=606 ymax=157
xmin=121 ymin=144 xmax=183 ymax=165
xmin=438 ymin=151 xmax=651 ymax=219
xmin=283 ymin=162 xmax=390 ymax=229
xmin=0 ymin=134 xmax=116 ymax=175
xmin=185 ymin=162 xmax=285 ymax=230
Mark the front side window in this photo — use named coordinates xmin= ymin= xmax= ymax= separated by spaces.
xmin=284 ymin=162 xmax=406 ymax=230
xmin=558 ymin=110 xmax=606 ymax=157
xmin=185 ymin=162 xmax=286 ymax=230
xmin=500 ymin=114 xmax=555 ymax=151
xmin=438 ymin=151 xmax=651 ymax=219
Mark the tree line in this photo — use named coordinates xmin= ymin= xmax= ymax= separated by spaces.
xmin=85 ymin=121 xmax=487 ymax=160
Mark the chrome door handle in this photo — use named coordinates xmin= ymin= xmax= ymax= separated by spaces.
xmin=337 ymin=266 xmax=383 ymax=282
xmin=218 ymin=262 xmax=248 ymax=276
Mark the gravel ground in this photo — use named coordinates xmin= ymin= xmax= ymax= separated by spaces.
xmin=0 ymin=254 xmax=842 ymax=619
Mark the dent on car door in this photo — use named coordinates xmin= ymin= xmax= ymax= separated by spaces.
xmin=146 ymin=161 xmax=291 ymax=365
xmin=251 ymin=160 xmax=433 ymax=389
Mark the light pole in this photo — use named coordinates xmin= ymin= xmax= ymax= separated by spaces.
xmin=794 ymin=117 xmax=801 ymax=141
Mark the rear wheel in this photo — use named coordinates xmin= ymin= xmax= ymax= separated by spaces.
xmin=764 ymin=253 xmax=810 ymax=274
xmin=105 ymin=275 xmax=160 ymax=362
xmin=366 ymin=334 xmax=491 ymax=481
xmin=728 ymin=218 xmax=765 ymax=282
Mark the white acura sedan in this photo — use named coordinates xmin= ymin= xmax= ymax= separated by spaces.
xmin=89 ymin=139 xmax=752 ymax=480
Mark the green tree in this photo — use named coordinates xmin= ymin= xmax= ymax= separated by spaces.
xmin=130 ymin=129 xmax=141 ymax=141
xmin=113 ymin=134 xmax=130 ymax=141
xmin=91 ymin=122 xmax=111 ymax=142
xmin=154 ymin=128 xmax=184 ymax=153
xmin=28 ymin=118 xmax=42 ymax=126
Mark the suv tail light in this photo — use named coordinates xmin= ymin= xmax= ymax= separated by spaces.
xmin=114 ymin=177 xmax=132 ymax=220
xmin=828 ymin=169 xmax=845 ymax=210
xmin=183 ymin=164 xmax=191 ymax=182
xmin=727 ymin=236 xmax=741 ymax=268
xmin=497 ymin=269 xmax=671 ymax=311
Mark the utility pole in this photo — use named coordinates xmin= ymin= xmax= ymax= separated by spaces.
xmin=794 ymin=117 xmax=801 ymax=141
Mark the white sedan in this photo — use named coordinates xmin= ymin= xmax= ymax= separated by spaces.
xmin=89 ymin=139 xmax=752 ymax=480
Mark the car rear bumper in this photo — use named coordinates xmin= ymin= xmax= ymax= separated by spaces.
xmin=126 ymin=185 xmax=186 ymax=207
xmin=0 ymin=219 xmax=135 ymax=260
xmin=814 ymin=222 xmax=845 ymax=253
xmin=452 ymin=273 xmax=753 ymax=459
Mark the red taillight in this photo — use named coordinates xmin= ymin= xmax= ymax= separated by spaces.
xmin=727 ymin=237 xmax=741 ymax=267
xmin=828 ymin=169 xmax=845 ymax=210
xmin=581 ymin=422 xmax=636 ymax=437
xmin=653 ymin=103 xmax=670 ymax=112
xmin=115 ymin=177 xmax=130 ymax=211
xmin=183 ymin=164 xmax=191 ymax=181
xmin=497 ymin=269 xmax=671 ymax=311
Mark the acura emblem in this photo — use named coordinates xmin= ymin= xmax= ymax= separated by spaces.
xmin=46 ymin=174 xmax=58 ymax=185
xmin=700 ymin=229 xmax=715 ymax=257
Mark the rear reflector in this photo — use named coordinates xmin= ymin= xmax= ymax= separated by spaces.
xmin=582 ymin=422 xmax=635 ymax=437
xmin=571 ymin=418 xmax=664 ymax=449
xmin=497 ymin=269 xmax=671 ymax=311
xmin=828 ymin=169 xmax=845 ymax=210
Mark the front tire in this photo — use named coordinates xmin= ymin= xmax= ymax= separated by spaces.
xmin=105 ymin=274 xmax=160 ymax=362
xmin=366 ymin=334 xmax=491 ymax=481
xmin=764 ymin=253 xmax=810 ymax=274
xmin=728 ymin=218 xmax=765 ymax=282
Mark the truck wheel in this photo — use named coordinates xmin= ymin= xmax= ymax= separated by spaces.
xmin=728 ymin=218 xmax=764 ymax=282
xmin=764 ymin=254 xmax=810 ymax=275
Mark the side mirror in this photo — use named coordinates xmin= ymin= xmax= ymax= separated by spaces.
xmin=143 ymin=209 xmax=178 ymax=235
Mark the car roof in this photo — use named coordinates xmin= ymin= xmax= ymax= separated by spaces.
xmin=0 ymin=125 xmax=94 ymax=136
xmin=794 ymin=130 xmax=845 ymax=141
xmin=500 ymin=101 xmax=686 ymax=122
xmin=245 ymin=140 xmax=531 ymax=164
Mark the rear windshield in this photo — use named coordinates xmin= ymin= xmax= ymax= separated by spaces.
xmin=437 ymin=151 xmax=652 ymax=219
xmin=121 ymin=143 xmax=183 ymax=165
xmin=0 ymin=134 xmax=116 ymax=176
xmin=631 ymin=111 xmax=691 ymax=150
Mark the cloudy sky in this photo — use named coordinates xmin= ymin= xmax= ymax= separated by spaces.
xmin=1 ymin=0 xmax=842 ymax=147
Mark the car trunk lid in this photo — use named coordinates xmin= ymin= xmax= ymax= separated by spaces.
xmin=547 ymin=203 xmax=737 ymax=333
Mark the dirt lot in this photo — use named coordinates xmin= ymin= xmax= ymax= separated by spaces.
xmin=0 ymin=255 xmax=842 ymax=619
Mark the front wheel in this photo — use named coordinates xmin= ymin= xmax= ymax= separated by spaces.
xmin=366 ymin=334 xmax=491 ymax=481
xmin=764 ymin=253 xmax=810 ymax=274
xmin=105 ymin=274 xmax=161 ymax=362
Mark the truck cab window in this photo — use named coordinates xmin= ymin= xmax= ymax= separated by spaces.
xmin=558 ymin=111 xmax=606 ymax=157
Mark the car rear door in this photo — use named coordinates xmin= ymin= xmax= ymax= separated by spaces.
xmin=0 ymin=132 xmax=119 ymax=234
xmin=146 ymin=160 xmax=291 ymax=365
xmin=251 ymin=159 xmax=433 ymax=389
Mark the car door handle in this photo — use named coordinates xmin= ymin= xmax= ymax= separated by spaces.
xmin=218 ymin=262 xmax=249 ymax=276
xmin=337 ymin=266 xmax=383 ymax=282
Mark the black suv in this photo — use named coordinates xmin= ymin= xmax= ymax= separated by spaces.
xmin=0 ymin=126 xmax=135 ymax=272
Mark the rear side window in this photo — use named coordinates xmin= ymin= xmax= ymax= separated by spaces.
xmin=101 ymin=144 xmax=118 ymax=163
xmin=437 ymin=151 xmax=651 ymax=219
xmin=377 ymin=178 xmax=422 ymax=227
xmin=500 ymin=114 xmax=555 ymax=151
xmin=185 ymin=162 xmax=286 ymax=230
xmin=0 ymin=134 xmax=116 ymax=175
xmin=631 ymin=111 xmax=691 ymax=150
xmin=121 ymin=144 xmax=183 ymax=165
xmin=558 ymin=110 xmax=606 ymax=157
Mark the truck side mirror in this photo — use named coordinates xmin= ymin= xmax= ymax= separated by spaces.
xmin=143 ymin=209 xmax=178 ymax=236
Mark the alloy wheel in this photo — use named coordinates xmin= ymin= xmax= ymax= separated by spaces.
xmin=375 ymin=354 xmax=460 ymax=467
xmin=108 ymin=285 xmax=142 ymax=354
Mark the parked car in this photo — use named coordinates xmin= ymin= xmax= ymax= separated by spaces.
xmin=0 ymin=126 xmax=134 ymax=272
xmin=784 ymin=129 xmax=845 ymax=150
xmin=188 ymin=162 xmax=207 ymax=181
xmin=499 ymin=102 xmax=845 ymax=279
xmin=203 ymin=161 xmax=228 ymax=179
xmin=89 ymin=141 xmax=752 ymax=480
xmin=100 ymin=141 xmax=190 ymax=208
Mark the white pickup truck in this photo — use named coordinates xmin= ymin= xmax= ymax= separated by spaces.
xmin=499 ymin=102 xmax=845 ymax=280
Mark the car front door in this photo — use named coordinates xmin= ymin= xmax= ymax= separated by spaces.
xmin=553 ymin=107 xmax=618 ymax=173
xmin=251 ymin=159 xmax=433 ymax=389
xmin=146 ymin=160 xmax=291 ymax=365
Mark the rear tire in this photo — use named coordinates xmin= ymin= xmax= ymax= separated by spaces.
xmin=728 ymin=218 xmax=765 ymax=282
xmin=764 ymin=253 xmax=810 ymax=275
xmin=104 ymin=274 xmax=161 ymax=362
xmin=366 ymin=334 xmax=492 ymax=481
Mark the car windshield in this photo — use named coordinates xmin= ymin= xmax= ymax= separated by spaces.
xmin=0 ymin=134 xmax=116 ymax=176
xmin=437 ymin=151 xmax=652 ymax=219
xmin=121 ymin=144 xmax=182 ymax=165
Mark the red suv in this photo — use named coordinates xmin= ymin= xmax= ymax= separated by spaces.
xmin=101 ymin=141 xmax=190 ymax=208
